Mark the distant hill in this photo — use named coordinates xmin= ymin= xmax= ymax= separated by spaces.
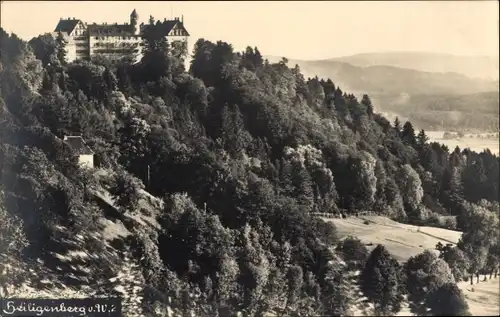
xmin=329 ymin=52 xmax=499 ymax=81
xmin=264 ymin=56 xmax=499 ymax=96
xmin=370 ymin=91 xmax=499 ymax=132
xmin=265 ymin=54 xmax=499 ymax=131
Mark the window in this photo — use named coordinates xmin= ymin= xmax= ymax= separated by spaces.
xmin=95 ymin=36 xmax=99 ymax=40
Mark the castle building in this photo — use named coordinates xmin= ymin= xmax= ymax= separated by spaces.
xmin=52 ymin=9 xmax=189 ymax=64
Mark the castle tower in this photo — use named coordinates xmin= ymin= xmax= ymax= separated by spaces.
xmin=130 ymin=9 xmax=139 ymax=35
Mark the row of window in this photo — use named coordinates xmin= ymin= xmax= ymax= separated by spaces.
xmin=92 ymin=49 xmax=139 ymax=54
xmin=93 ymin=36 xmax=139 ymax=40
xmin=93 ymin=42 xmax=139 ymax=48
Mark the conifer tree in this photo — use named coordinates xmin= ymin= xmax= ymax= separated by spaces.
xmin=416 ymin=129 xmax=429 ymax=149
xmin=55 ymin=32 xmax=67 ymax=65
xmin=360 ymin=245 xmax=405 ymax=316
xmin=401 ymin=121 xmax=416 ymax=146
xmin=393 ymin=117 xmax=402 ymax=135
xmin=361 ymin=94 xmax=374 ymax=117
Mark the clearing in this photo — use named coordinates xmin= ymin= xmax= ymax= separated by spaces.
xmin=324 ymin=215 xmax=462 ymax=261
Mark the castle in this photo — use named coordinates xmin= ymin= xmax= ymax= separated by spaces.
xmin=52 ymin=9 xmax=190 ymax=64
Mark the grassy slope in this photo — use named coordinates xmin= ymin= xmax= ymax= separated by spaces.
xmin=324 ymin=215 xmax=462 ymax=261
xmin=459 ymin=278 xmax=500 ymax=316
xmin=324 ymin=215 xmax=500 ymax=316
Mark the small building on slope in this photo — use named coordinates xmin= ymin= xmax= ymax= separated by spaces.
xmin=63 ymin=135 xmax=94 ymax=169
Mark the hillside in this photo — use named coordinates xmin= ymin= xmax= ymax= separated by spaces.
xmin=265 ymin=56 xmax=499 ymax=95
xmin=330 ymin=51 xmax=500 ymax=81
xmin=1 ymin=28 xmax=499 ymax=317
xmin=265 ymin=56 xmax=499 ymax=131
xmin=370 ymin=91 xmax=500 ymax=132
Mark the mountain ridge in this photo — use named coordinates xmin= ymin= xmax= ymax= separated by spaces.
xmin=272 ymin=51 xmax=499 ymax=81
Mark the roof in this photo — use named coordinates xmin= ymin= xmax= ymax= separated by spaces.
xmin=141 ymin=19 xmax=190 ymax=37
xmin=54 ymin=19 xmax=81 ymax=33
xmin=63 ymin=136 xmax=94 ymax=155
xmin=88 ymin=23 xmax=135 ymax=36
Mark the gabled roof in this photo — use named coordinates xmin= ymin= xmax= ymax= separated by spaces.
xmin=54 ymin=19 xmax=81 ymax=33
xmin=141 ymin=20 xmax=190 ymax=37
xmin=63 ymin=136 xmax=94 ymax=155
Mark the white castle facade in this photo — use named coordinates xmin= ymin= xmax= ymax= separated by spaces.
xmin=52 ymin=9 xmax=190 ymax=64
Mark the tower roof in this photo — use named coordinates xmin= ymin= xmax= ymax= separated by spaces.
xmin=131 ymin=9 xmax=138 ymax=17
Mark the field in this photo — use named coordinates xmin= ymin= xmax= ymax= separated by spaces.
xmin=324 ymin=215 xmax=500 ymax=316
xmin=324 ymin=215 xmax=462 ymax=261
xmin=426 ymin=131 xmax=499 ymax=155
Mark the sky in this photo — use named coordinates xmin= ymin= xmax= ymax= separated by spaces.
xmin=1 ymin=1 xmax=499 ymax=60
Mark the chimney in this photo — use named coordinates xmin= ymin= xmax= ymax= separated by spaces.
xmin=181 ymin=15 xmax=184 ymax=23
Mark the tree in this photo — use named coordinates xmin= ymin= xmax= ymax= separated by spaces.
xmin=393 ymin=117 xmax=402 ymax=135
xmin=485 ymin=244 xmax=500 ymax=279
xmin=405 ymin=250 xmax=455 ymax=315
xmin=458 ymin=205 xmax=499 ymax=283
xmin=108 ymin=170 xmax=145 ymax=213
xmin=424 ymin=283 xmax=471 ymax=316
xmin=416 ymin=129 xmax=429 ymax=149
xmin=140 ymin=23 xmax=172 ymax=81
xmin=436 ymin=244 xmax=470 ymax=282
xmin=0 ymin=190 xmax=29 ymax=255
xmin=361 ymin=94 xmax=374 ymax=117
xmin=397 ymin=164 xmax=425 ymax=223
xmin=28 ymin=33 xmax=58 ymax=67
xmin=336 ymin=236 xmax=369 ymax=269
xmin=401 ymin=121 xmax=416 ymax=146
xmin=360 ymin=245 xmax=405 ymax=316
xmin=55 ymin=32 xmax=67 ymax=65
xmin=290 ymin=161 xmax=314 ymax=211
xmin=320 ymin=262 xmax=351 ymax=317
xmin=220 ymin=104 xmax=252 ymax=157
xmin=282 ymin=264 xmax=303 ymax=315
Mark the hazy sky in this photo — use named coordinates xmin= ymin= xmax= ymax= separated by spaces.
xmin=1 ymin=1 xmax=499 ymax=60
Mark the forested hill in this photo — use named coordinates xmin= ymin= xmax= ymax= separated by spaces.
xmin=1 ymin=27 xmax=499 ymax=316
